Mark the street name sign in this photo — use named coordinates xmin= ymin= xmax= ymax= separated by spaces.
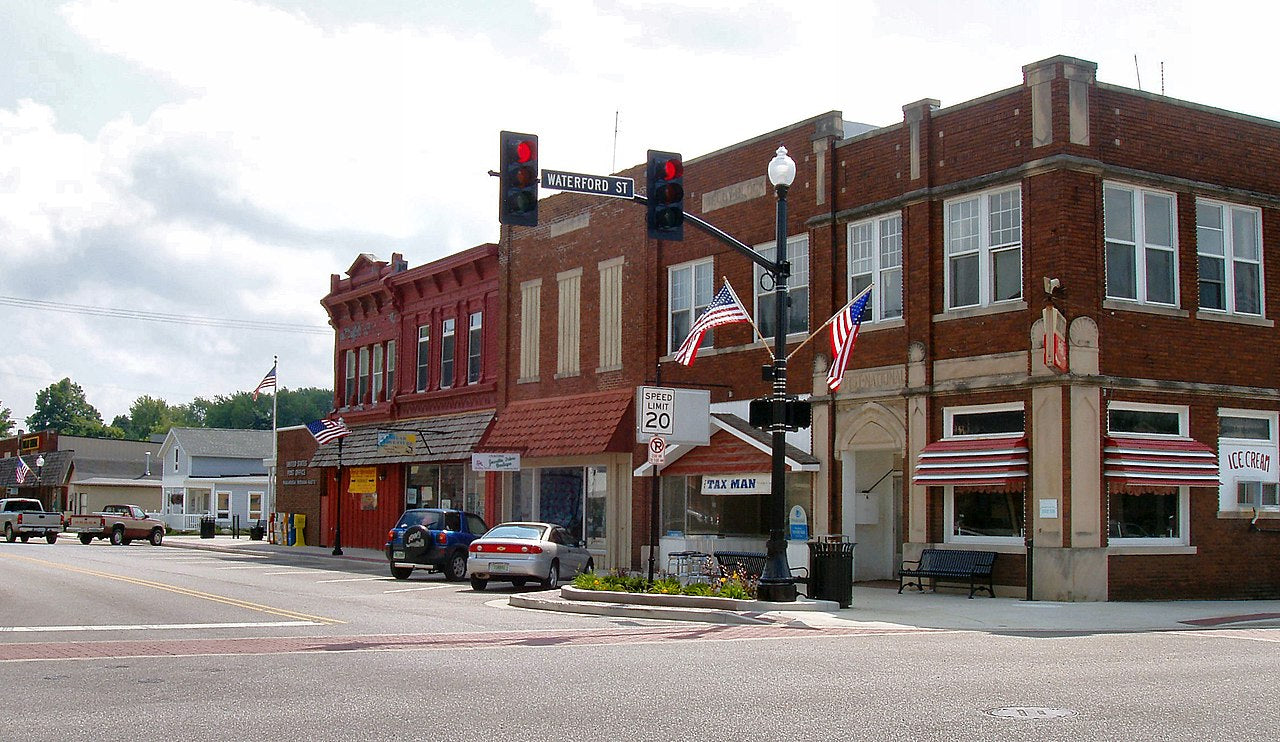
xmin=542 ymin=169 xmax=635 ymax=199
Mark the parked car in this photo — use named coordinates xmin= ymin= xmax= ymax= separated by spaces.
xmin=0 ymin=498 xmax=62 ymax=544
xmin=385 ymin=508 xmax=488 ymax=581
xmin=466 ymin=521 xmax=594 ymax=591
xmin=67 ymin=505 xmax=165 ymax=546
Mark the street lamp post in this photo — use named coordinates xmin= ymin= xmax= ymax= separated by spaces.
xmin=757 ymin=146 xmax=798 ymax=603
xmin=35 ymin=455 xmax=46 ymax=509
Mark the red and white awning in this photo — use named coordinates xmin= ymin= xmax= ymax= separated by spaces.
xmin=913 ymin=437 xmax=1029 ymax=488
xmin=1104 ymin=436 xmax=1219 ymax=488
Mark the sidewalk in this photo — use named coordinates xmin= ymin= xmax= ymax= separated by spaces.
xmin=162 ymin=535 xmax=1280 ymax=634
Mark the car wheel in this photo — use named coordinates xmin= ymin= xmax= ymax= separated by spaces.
xmin=390 ymin=566 xmax=412 ymax=580
xmin=3 ymin=523 xmax=14 ymax=543
xmin=149 ymin=528 xmax=164 ymax=546
xmin=79 ymin=534 xmax=93 ymax=545
xmin=470 ymin=576 xmax=488 ymax=591
xmin=46 ymin=532 xmax=58 ymax=544
xmin=511 ymin=578 xmax=527 ymax=589
xmin=542 ymin=560 xmax=560 ymax=590
xmin=110 ymin=526 xmax=125 ymax=546
xmin=444 ymin=550 xmax=467 ymax=581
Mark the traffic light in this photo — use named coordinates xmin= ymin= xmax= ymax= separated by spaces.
xmin=646 ymin=150 xmax=684 ymax=240
xmin=499 ymin=131 xmax=539 ymax=226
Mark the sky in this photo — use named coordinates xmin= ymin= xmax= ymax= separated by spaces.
xmin=2 ymin=0 xmax=1279 ymax=430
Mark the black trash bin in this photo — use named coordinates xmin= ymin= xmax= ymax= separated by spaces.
xmin=199 ymin=515 xmax=216 ymax=539
xmin=249 ymin=520 xmax=265 ymax=541
xmin=807 ymin=538 xmax=855 ymax=608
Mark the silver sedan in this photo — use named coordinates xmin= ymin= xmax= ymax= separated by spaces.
xmin=466 ymin=522 xmax=594 ymax=591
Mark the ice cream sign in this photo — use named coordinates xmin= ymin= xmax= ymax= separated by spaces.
xmin=1220 ymin=444 xmax=1279 ymax=483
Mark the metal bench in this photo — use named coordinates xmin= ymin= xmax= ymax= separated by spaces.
xmin=898 ymin=548 xmax=996 ymax=598
xmin=713 ymin=551 xmax=767 ymax=580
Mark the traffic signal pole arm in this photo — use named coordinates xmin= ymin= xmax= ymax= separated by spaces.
xmin=630 ymin=194 xmax=785 ymax=277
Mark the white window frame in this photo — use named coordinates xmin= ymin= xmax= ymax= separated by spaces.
xmin=941 ymin=402 xmax=1027 ymax=546
xmin=754 ymin=234 xmax=810 ymax=338
xmin=1104 ymin=182 xmax=1179 ymax=306
xmin=416 ymin=325 xmax=430 ymax=392
xmin=386 ymin=340 xmax=396 ymax=399
xmin=1196 ymin=198 xmax=1264 ymax=317
xmin=440 ymin=318 xmax=455 ymax=389
xmin=847 ymin=213 xmax=903 ymax=323
xmin=372 ymin=342 xmax=383 ymax=403
xmin=216 ymin=491 xmax=231 ymax=520
xmin=943 ymin=184 xmax=1023 ymax=310
xmin=1218 ymin=408 xmax=1279 ymax=513
xmin=467 ymin=311 xmax=483 ymax=385
xmin=1106 ymin=401 xmax=1191 ymax=546
xmin=667 ymin=258 xmax=714 ymax=355
xmin=344 ymin=350 xmax=357 ymax=406
xmin=248 ymin=491 xmax=263 ymax=521
xmin=943 ymin=402 xmax=1026 ymax=440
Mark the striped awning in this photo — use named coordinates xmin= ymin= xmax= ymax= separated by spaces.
xmin=1104 ymin=436 xmax=1219 ymax=488
xmin=912 ymin=436 xmax=1029 ymax=488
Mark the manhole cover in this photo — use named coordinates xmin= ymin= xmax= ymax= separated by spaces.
xmin=987 ymin=707 xmax=1077 ymax=720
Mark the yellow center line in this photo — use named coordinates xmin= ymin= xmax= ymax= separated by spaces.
xmin=0 ymin=553 xmax=344 ymax=625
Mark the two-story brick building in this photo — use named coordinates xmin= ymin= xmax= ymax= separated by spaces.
xmin=307 ymin=246 xmax=500 ymax=550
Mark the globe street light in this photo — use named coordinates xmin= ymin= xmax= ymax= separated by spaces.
xmin=757 ymin=146 xmax=798 ymax=603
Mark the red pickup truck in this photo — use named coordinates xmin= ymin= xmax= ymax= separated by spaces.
xmin=67 ymin=505 xmax=166 ymax=546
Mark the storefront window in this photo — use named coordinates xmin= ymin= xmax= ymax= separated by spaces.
xmin=508 ymin=467 xmax=608 ymax=547
xmin=463 ymin=469 xmax=486 ymax=517
xmin=511 ymin=469 xmax=534 ymax=521
xmin=1109 ymin=490 xmax=1180 ymax=539
xmin=661 ymin=473 xmax=813 ymax=538
xmin=539 ymin=467 xmax=584 ymax=540
xmin=952 ymin=488 xmax=1024 ymax=538
xmin=586 ymin=466 xmax=607 ymax=547
xmin=405 ymin=463 xmax=466 ymax=510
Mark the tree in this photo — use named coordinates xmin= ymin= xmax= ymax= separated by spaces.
xmin=276 ymin=387 xmax=335 ymax=427
xmin=0 ymin=405 xmax=14 ymax=437
xmin=26 ymin=378 xmax=109 ymax=436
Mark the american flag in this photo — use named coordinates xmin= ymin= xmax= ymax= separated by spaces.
xmin=306 ymin=418 xmax=350 ymax=445
xmin=14 ymin=456 xmax=31 ymax=485
xmin=826 ymin=286 xmax=873 ymax=391
xmin=673 ymin=280 xmax=751 ymax=366
xmin=252 ymin=364 xmax=277 ymax=401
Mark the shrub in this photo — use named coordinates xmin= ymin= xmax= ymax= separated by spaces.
xmin=648 ymin=576 xmax=684 ymax=594
xmin=679 ymin=582 xmax=715 ymax=596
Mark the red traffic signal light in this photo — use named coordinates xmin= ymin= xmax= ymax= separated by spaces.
xmin=499 ymin=131 xmax=539 ymax=227
xmin=646 ymin=150 xmax=684 ymax=240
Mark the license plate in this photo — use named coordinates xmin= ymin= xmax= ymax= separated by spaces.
xmin=490 ymin=562 xmax=509 ymax=573
xmin=393 ymin=551 xmax=405 ymax=560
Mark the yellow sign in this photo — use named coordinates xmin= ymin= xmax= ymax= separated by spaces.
xmin=348 ymin=467 xmax=377 ymax=494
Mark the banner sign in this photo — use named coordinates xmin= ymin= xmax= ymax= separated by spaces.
xmin=472 ymin=453 xmax=521 ymax=472
xmin=348 ymin=466 xmax=377 ymax=494
xmin=701 ymin=474 xmax=770 ymax=495
xmin=1042 ymin=304 xmax=1068 ymax=373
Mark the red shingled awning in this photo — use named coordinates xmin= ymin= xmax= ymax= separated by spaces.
xmin=912 ymin=436 xmax=1029 ymax=488
xmin=476 ymin=390 xmax=634 ymax=458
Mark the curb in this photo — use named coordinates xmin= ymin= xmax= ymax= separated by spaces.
xmin=509 ymin=591 xmax=773 ymax=625
xmin=162 ymin=539 xmax=386 ymax=564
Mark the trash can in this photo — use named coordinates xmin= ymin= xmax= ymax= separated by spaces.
xmin=199 ymin=515 xmax=216 ymax=539
xmin=249 ymin=520 xmax=265 ymax=541
xmin=807 ymin=538 xmax=855 ymax=608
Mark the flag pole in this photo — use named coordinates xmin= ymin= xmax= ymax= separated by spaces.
xmin=269 ymin=354 xmax=278 ymax=534
xmin=724 ymin=278 xmax=774 ymax=360
xmin=786 ymin=283 xmax=873 ymax=362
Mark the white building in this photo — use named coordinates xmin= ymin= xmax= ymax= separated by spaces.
xmin=158 ymin=428 xmax=272 ymax=531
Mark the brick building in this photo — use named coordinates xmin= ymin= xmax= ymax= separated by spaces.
xmin=474 ymin=54 xmax=1280 ymax=599
xmin=305 ymin=246 xmax=500 ymax=550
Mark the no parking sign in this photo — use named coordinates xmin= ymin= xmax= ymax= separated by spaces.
xmin=647 ymin=435 xmax=666 ymax=466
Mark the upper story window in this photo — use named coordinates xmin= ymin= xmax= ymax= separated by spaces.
xmin=669 ymin=259 xmax=713 ymax=355
xmin=416 ymin=325 xmax=430 ymax=392
xmin=1104 ymin=183 xmax=1177 ymax=306
xmin=358 ymin=346 xmax=370 ymax=404
xmin=848 ymin=213 xmax=903 ymax=322
xmin=467 ymin=311 xmax=483 ymax=384
xmin=944 ymin=402 xmax=1025 ymax=438
xmin=755 ymin=235 xmax=809 ymax=338
xmin=386 ymin=340 xmax=396 ymax=399
xmin=440 ymin=318 xmax=456 ymax=389
xmin=344 ymin=350 xmax=357 ymax=406
xmin=372 ymin=343 xmax=384 ymax=403
xmin=1197 ymin=199 xmax=1263 ymax=316
xmin=944 ymin=185 xmax=1022 ymax=310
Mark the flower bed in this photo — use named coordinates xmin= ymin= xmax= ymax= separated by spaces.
xmin=570 ymin=570 xmax=756 ymax=600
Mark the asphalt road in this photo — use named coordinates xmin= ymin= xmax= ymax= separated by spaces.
xmin=2 ymin=539 xmax=1277 ymax=741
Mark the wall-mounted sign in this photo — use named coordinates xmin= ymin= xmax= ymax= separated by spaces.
xmin=701 ymin=474 xmax=770 ymax=495
xmin=348 ymin=466 xmax=377 ymax=494
xmin=359 ymin=492 xmax=378 ymax=510
xmin=1220 ymin=444 xmax=1278 ymax=483
xmin=1042 ymin=305 xmax=1068 ymax=373
xmin=472 ymin=453 xmax=521 ymax=472
xmin=788 ymin=505 xmax=809 ymax=541
xmin=377 ymin=431 xmax=417 ymax=455
xmin=1039 ymin=499 xmax=1059 ymax=519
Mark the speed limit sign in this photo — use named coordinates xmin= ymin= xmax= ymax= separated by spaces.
xmin=647 ymin=435 xmax=667 ymax=465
